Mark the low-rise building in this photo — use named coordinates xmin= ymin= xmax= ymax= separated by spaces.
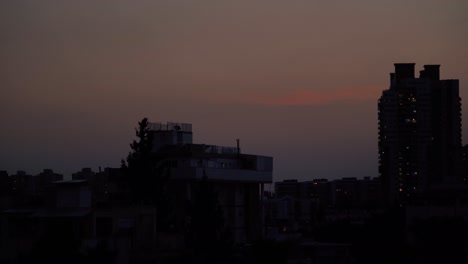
xmin=149 ymin=122 xmax=273 ymax=244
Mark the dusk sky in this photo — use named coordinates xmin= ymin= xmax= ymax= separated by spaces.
xmin=1 ymin=0 xmax=467 ymax=182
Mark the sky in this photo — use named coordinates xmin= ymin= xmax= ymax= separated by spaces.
xmin=1 ymin=0 xmax=468 ymax=182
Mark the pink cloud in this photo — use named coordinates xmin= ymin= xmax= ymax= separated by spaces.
xmin=233 ymin=86 xmax=383 ymax=106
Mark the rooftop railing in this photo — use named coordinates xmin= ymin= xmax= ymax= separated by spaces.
xmin=202 ymin=145 xmax=240 ymax=154
xmin=149 ymin=122 xmax=192 ymax=132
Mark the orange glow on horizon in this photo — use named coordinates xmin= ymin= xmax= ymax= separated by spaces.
xmin=232 ymin=86 xmax=383 ymax=106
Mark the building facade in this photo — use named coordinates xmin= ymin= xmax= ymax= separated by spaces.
xmin=378 ymin=63 xmax=462 ymax=206
xmin=149 ymin=122 xmax=273 ymax=243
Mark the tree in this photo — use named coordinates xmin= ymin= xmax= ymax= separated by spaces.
xmin=122 ymin=118 xmax=169 ymax=206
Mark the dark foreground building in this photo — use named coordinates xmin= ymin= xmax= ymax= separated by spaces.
xmin=1 ymin=122 xmax=273 ymax=263
xmin=148 ymin=122 xmax=273 ymax=244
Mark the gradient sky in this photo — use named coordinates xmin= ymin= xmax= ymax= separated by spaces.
xmin=1 ymin=0 xmax=468 ymax=182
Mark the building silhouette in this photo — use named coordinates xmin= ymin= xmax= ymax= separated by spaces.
xmin=149 ymin=122 xmax=273 ymax=244
xmin=0 ymin=122 xmax=273 ymax=263
xmin=268 ymin=177 xmax=381 ymax=234
xmin=378 ymin=63 xmax=462 ymax=206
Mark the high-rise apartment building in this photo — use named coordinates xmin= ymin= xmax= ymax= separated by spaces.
xmin=378 ymin=63 xmax=461 ymax=206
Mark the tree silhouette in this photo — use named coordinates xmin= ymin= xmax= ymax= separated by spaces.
xmin=121 ymin=117 xmax=173 ymax=240
xmin=122 ymin=118 xmax=169 ymax=206
xmin=186 ymin=173 xmax=228 ymax=262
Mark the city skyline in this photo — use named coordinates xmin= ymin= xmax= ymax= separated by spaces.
xmin=1 ymin=0 xmax=468 ymax=181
